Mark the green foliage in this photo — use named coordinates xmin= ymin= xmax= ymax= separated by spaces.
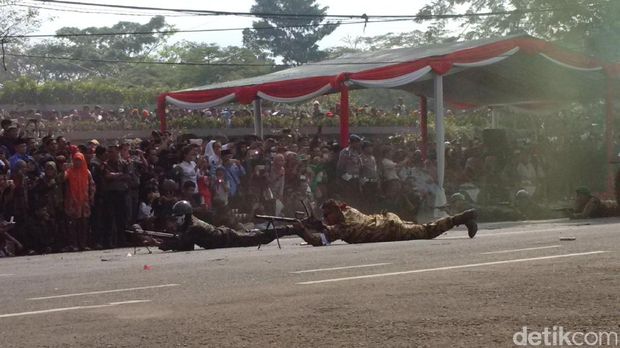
xmin=163 ymin=112 xmax=417 ymax=131
xmin=0 ymin=1 xmax=39 ymax=37
xmin=415 ymin=0 xmax=620 ymax=60
xmin=21 ymin=16 xmax=173 ymax=81
xmin=242 ymin=0 xmax=339 ymax=64
xmin=356 ymin=29 xmax=451 ymax=51
xmin=8 ymin=16 xmax=276 ymax=90
xmin=156 ymin=41 xmax=274 ymax=89
xmin=0 ymin=1 xmax=40 ymax=83
xmin=0 ymin=77 xmax=158 ymax=106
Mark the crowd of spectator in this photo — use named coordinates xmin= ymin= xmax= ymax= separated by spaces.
xmin=0 ymin=97 xmax=416 ymax=135
xmin=0 ymin=102 xmax=611 ymax=257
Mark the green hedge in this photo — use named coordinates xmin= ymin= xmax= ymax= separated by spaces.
xmin=0 ymin=77 xmax=159 ymax=106
xmin=165 ymin=113 xmax=416 ymax=130
xmin=55 ymin=113 xmax=419 ymax=131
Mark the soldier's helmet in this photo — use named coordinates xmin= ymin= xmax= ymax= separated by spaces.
xmin=450 ymin=193 xmax=466 ymax=202
xmin=515 ymin=189 xmax=530 ymax=201
xmin=172 ymin=200 xmax=193 ymax=216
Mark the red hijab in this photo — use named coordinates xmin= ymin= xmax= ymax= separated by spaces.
xmin=65 ymin=152 xmax=90 ymax=204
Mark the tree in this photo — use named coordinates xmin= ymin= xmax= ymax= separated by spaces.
xmin=0 ymin=1 xmax=39 ymax=38
xmin=156 ymin=41 xmax=275 ymax=88
xmin=21 ymin=16 xmax=173 ymax=81
xmin=0 ymin=1 xmax=40 ymax=83
xmin=242 ymin=0 xmax=339 ymax=65
xmin=415 ymin=0 xmax=620 ymax=60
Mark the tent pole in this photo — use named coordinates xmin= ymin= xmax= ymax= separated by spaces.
xmin=254 ymin=98 xmax=263 ymax=140
xmin=419 ymin=95 xmax=428 ymax=160
xmin=340 ymin=84 xmax=350 ymax=148
xmin=605 ymin=77 xmax=615 ymax=195
xmin=433 ymin=73 xmax=447 ymax=217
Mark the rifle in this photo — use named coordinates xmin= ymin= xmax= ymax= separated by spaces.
xmin=254 ymin=201 xmax=327 ymax=248
xmin=254 ymin=215 xmax=298 ymax=223
xmin=125 ymin=225 xmax=178 ymax=254
xmin=125 ymin=224 xmax=177 ymax=239
xmin=254 ymin=214 xmax=326 ymax=232
xmin=258 ymin=199 xmax=324 ymax=226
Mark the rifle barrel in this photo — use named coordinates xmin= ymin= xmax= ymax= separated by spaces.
xmin=125 ymin=229 xmax=176 ymax=238
xmin=254 ymin=215 xmax=297 ymax=223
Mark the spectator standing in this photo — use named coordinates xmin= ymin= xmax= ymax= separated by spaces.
xmin=10 ymin=159 xmax=31 ymax=250
xmin=360 ymin=141 xmax=380 ymax=211
xmin=0 ymin=125 xmax=19 ymax=155
xmin=103 ymin=145 xmax=130 ymax=248
xmin=64 ymin=152 xmax=95 ymax=251
xmin=0 ymin=174 xmax=15 ymax=220
xmin=89 ymin=146 xmax=107 ymax=249
xmin=9 ymin=138 xmax=34 ymax=173
xmin=221 ymin=149 xmax=246 ymax=205
xmin=32 ymin=161 xmax=65 ymax=251
xmin=120 ymin=142 xmax=142 ymax=225
xmin=204 ymin=140 xmax=222 ymax=176
xmin=222 ymin=108 xmax=233 ymax=128
xmin=337 ymin=134 xmax=363 ymax=204
xmin=0 ymin=146 xmax=9 ymax=174
xmin=196 ymin=158 xmax=212 ymax=209
xmin=175 ymin=145 xmax=199 ymax=191
xmin=268 ymin=153 xmax=286 ymax=215
xmin=381 ymin=146 xmax=402 ymax=190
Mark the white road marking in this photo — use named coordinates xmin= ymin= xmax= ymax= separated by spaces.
xmin=0 ymin=274 xmax=14 ymax=277
xmin=291 ymin=263 xmax=391 ymax=274
xmin=297 ymin=251 xmax=607 ymax=285
xmin=0 ymin=300 xmax=151 ymax=319
xmin=480 ymin=245 xmax=562 ymax=255
xmin=28 ymin=283 xmax=179 ymax=301
xmin=440 ymin=227 xmax=589 ymax=240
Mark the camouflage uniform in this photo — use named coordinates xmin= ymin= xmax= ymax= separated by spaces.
xmin=300 ymin=207 xmax=459 ymax=246
xmin=572 ymin=197 xmax=619 ymax=219
xmin=160 ymin=216 xmax=293 ymax=251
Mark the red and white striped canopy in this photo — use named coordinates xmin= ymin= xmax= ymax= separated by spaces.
xmin=158 ymin=34 xmax=616 ymax=112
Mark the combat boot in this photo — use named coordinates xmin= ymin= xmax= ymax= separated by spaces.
xmin=452 ymin=209 xmax=478 ymax=238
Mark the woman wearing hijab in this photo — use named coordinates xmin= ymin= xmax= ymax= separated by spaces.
xmin=204 ymin=140 xmax=222 ymax=176
xmin=64 ymin=152 xmax=95 ymax=251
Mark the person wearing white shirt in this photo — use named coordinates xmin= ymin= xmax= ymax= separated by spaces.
xmin=176 ymin=145 xmax=199 ymax=191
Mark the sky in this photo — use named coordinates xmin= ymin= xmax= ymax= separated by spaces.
xmin=27 ymin=0 xmax=436 ymax=49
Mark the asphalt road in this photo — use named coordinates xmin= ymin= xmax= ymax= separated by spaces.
xmin=0 ymin=218 xmax=618 ymax=347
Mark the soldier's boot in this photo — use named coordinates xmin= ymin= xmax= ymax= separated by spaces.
xmin=452 ymin=209 xmax=478 ymax=238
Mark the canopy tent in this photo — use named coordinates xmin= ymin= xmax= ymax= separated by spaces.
xmin=157 ymin=34 xmax=619 ymax=203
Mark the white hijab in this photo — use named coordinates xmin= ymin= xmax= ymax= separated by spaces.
xmin=204 ymin=140 xmax=216 ymax=159
xmin=204 ymin=140 xmax=222 ymax=175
